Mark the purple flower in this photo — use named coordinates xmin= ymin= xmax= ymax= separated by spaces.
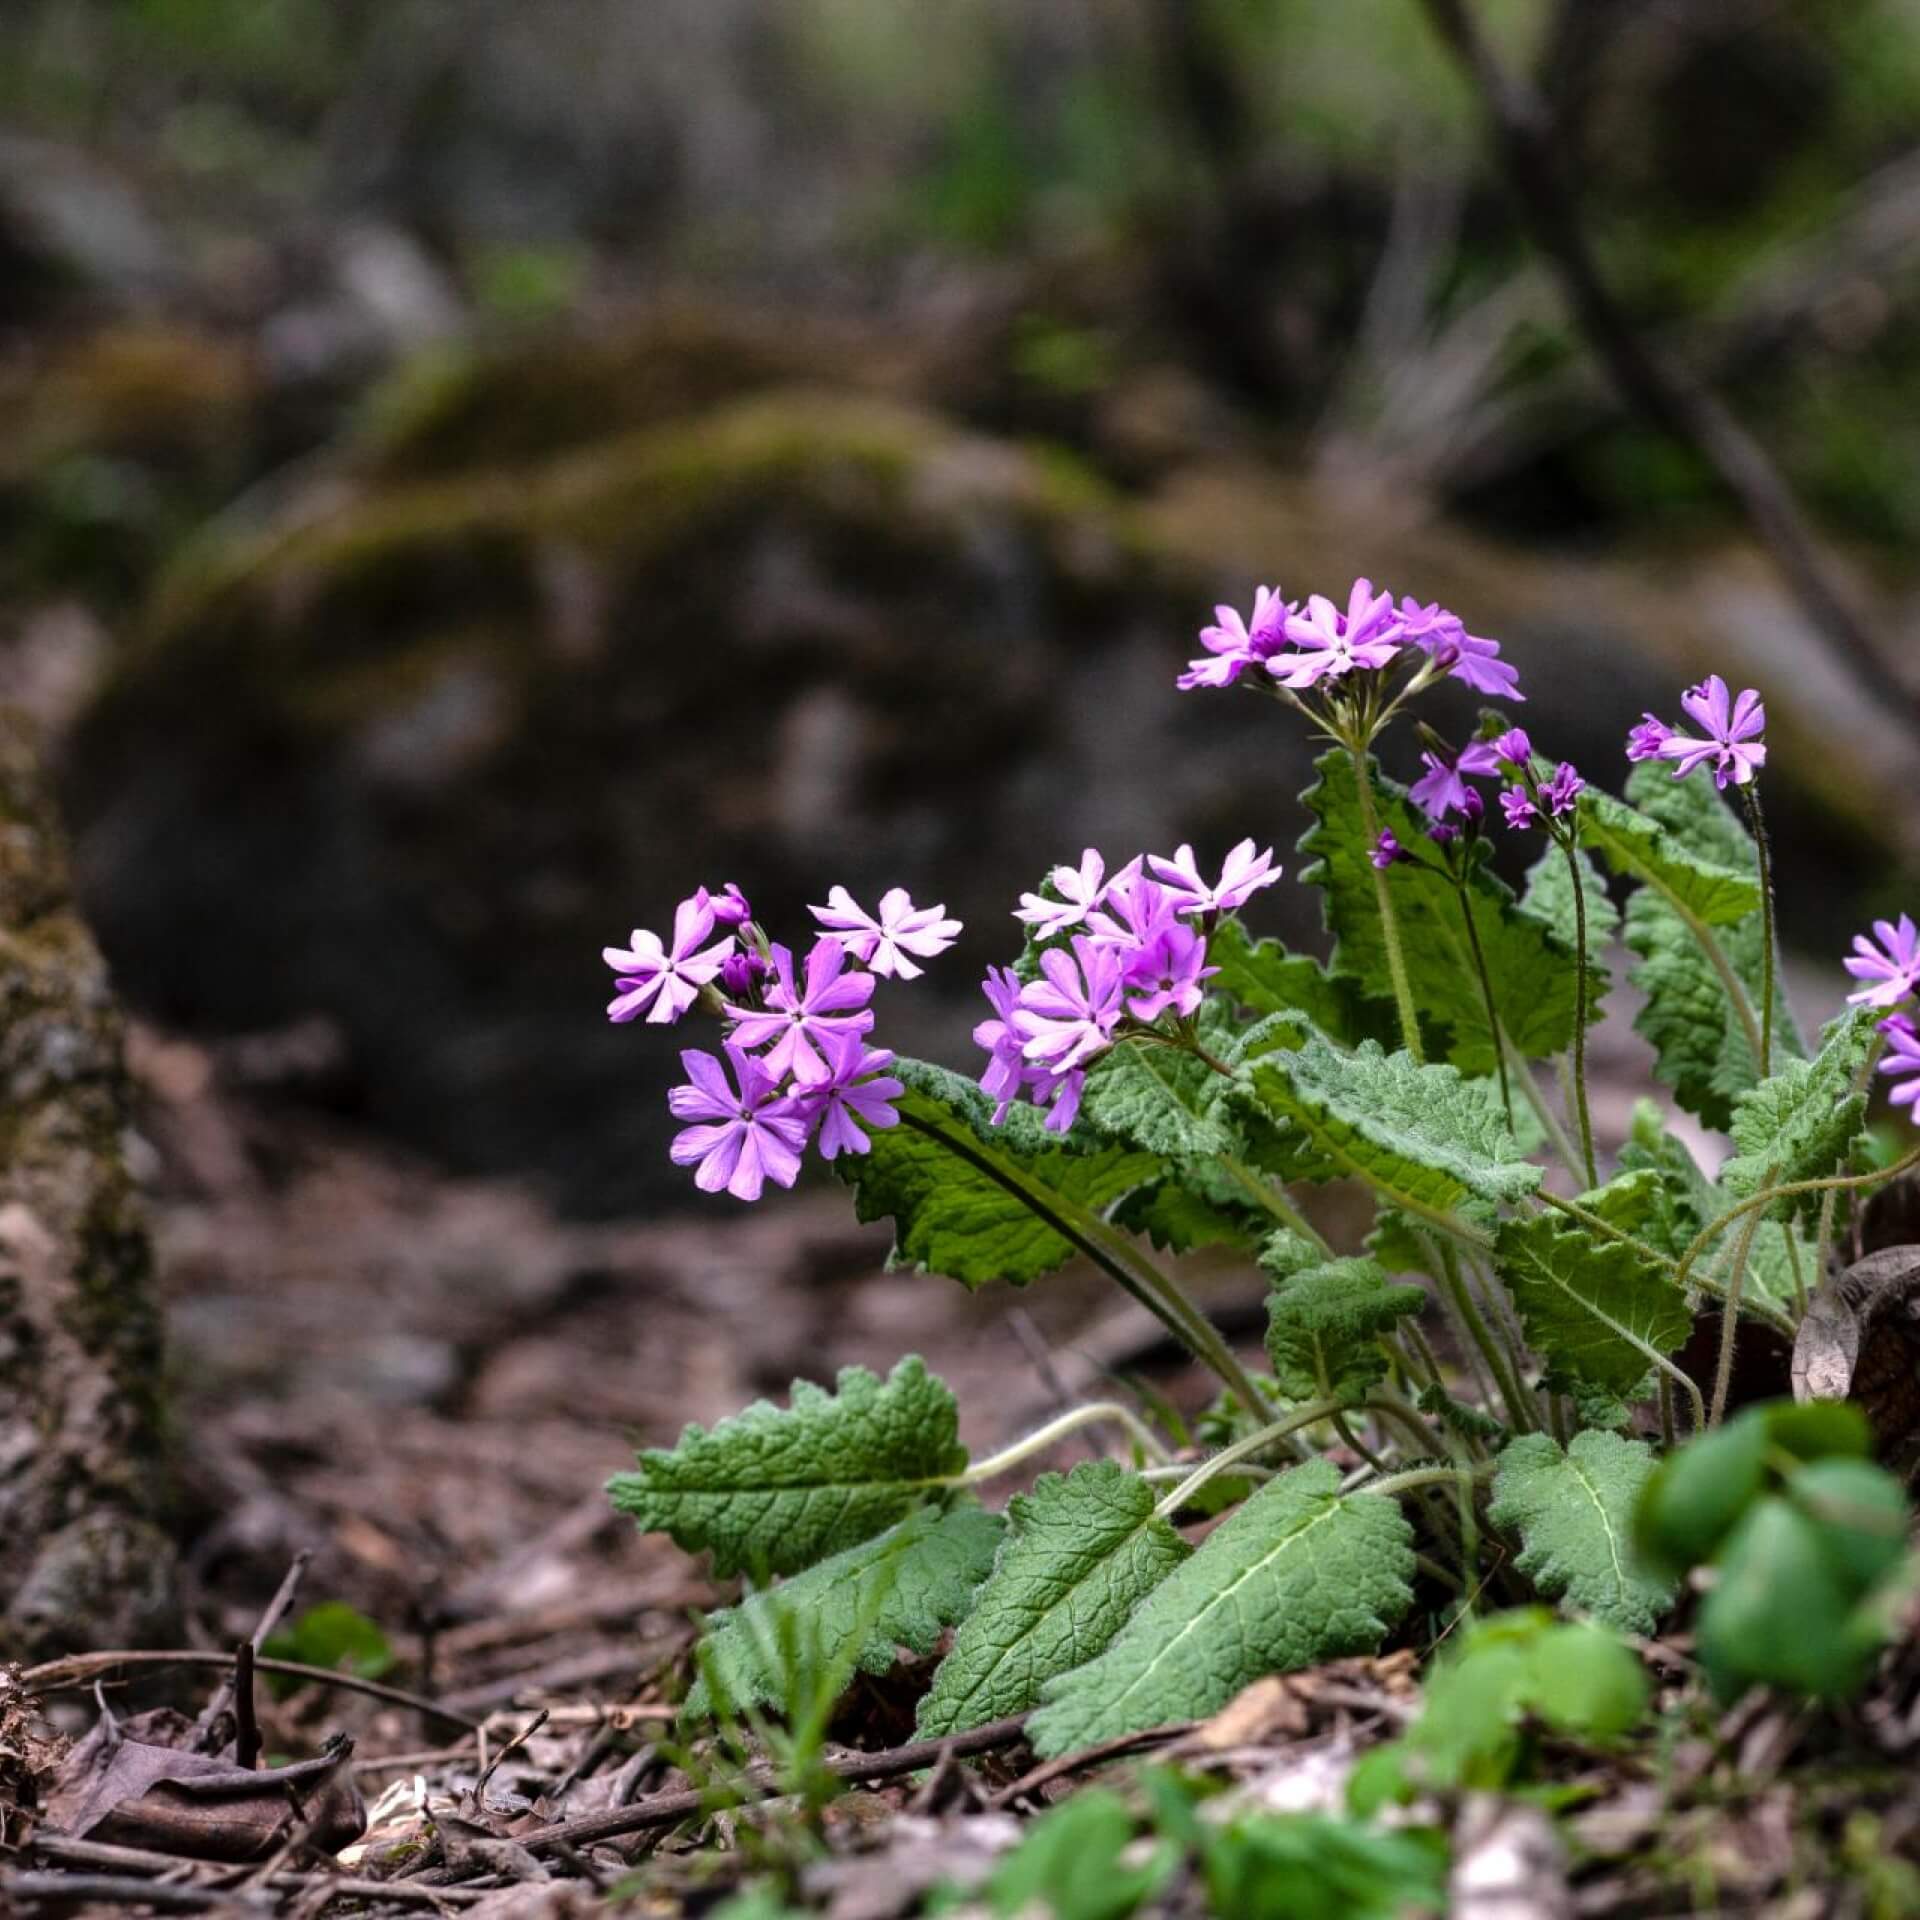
xmin=1397 ymin=598 xmax=1524 ymax=700
xmin=1624 ymin=714 xmax=1671 ymax=764
xmin=1408 ymin=741 xmax=1502 ymax=821
xmin=1036 ymin=1068 xmax=1087 ymax=1134
xmin=667 ymin=1044 xmax=809 ymax=1201
xmin=1269 ymin=579 xmax=1402 ymax=689
xmin=789 ymin=1027 xmax=904 ymax=1160
xmin=605 ymin=896 xmax=736 ymax=1025
xmin=974 ymin=964 xmax=1027 ymax=1117
xmin=1178 ymin=586 xmax=1291 ymax=690
xmin=1146 ymin=839 xmax=1282 ymax=916
xmin=810 ymin=885 xmax=962 ymax=980
xmin=700 ymin=883 xmax=753 ymax=928
xmin=1845 ymin=915 xmax=1920 ymax=1009
xmin=1500 ymin=787 xmax=1539 ymax=830
xmin=1015 ymin=849 xmax=1112 ymax=940
xmin=1015 ymin=936 xmax=1126 ymax=1077
xmin=1086 ymin=869 xmax=1175 ymax=954
xmin=718 ymin=949 xmax=768 ymax=999
xmin=1542 ymin=762 xmax=1586 ymax=818
xmin=726 ymin=937 xmax=876 ymax=1081
xmin=1656 ymin=676 xmax=1767 ymax=789
xmin=1493 ymin=728 xmax=1532 ymax=767
xmin=1371 ymin=830 xmax=1412 ymax=868
xmin=1881 ymin=1014 xmax=1920 ymax=1116
xmin=1122 ymin=922 xmax=1219 ymax=1022
xmin=1427 ymin=823 xmax=1461 ymax=846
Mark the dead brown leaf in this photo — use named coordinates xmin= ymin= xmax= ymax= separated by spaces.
xmin=1794 ymin=1247 xmax=1920 ymax=1482
xmin=42 ymin=1708 xmax=364 ymax=1861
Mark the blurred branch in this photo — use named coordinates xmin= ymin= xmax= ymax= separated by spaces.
xmin=1419 ymin=0 xmax=1920 ymax=732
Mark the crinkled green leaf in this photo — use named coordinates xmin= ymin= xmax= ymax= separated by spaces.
xmin=1207 ymin=916 xmax=1392 ymax=1047
xmin=688 ymin=1503 xmax=1003 ymax=1714
xmin=1489 ymin=1432 xmax=1676 ymax=1634
xmin=609 ymin=1357 xmax=967 ymax=1578
xmin=1027 ymin=1460 xmax=1413 ymax=1754
xmin=1240 ymin=1035 xmax=1541 ymax=1217
xmin=1261 ymin=1248 xmax=1426 ymax=1407
xmin=1494 ymin=1215 xmax=1692 ymax=1399
xmin=1618 ymin=766 xmax=1802 ymax=1129
xmin=1720 ymin=1008 xmax=1876 ymax=1222
xmin=1577 ymin=784 xmax=1761 ymax=927
xmin=1079 ymin=1037 xmax=1236 ymax=1159
xmin=916 ymin=1463 xmax=1190 ymax=1737
xmin=1114 ymin=1175 xmax=1263 ymax=1254
xmin=840 ymin=1060 xmax=1161 ymax=1289
xmin=1519 ymin=843 xmax=1620 ymax=965
xmin=1299 ymin=750 xmax=1600 ymax=1071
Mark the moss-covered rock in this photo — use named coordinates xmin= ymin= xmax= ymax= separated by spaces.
xmin=0 ymin=709 xmax=176 ymax=1660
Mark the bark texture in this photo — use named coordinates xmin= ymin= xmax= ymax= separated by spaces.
xmin=0 ymin=708 xmax=175 ymax=1658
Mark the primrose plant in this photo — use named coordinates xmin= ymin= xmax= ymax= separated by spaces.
xmin=603 ymin=580 xmax=1920 ymax=1756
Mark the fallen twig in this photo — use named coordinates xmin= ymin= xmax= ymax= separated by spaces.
xmin=985 ymin=1722 xmax=1194 ymax=1810
xmin=25 ymin=1650 xmax=477 ymax=1733
xmin=193 ymin=1550 xmax=312 ymax=1754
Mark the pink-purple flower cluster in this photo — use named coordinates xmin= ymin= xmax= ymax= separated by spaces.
xmin=1179 ymin=580 xmax=1522 ymax=702
xmin=604 ymin=882 xmax=959 ymax=1199
xmin=1844 ymin=915 xmax=1920 ymax=1119
xmin=981 ymin=842 xmax=1277 ymax=1131
xmin=1625 ymin=675 xmax=1767 ymax=790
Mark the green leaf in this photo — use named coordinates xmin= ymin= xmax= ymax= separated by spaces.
xmin=1489 ymin=1432 xmax=1677 ymax=1633
xmin=1079 ymin=1037 xmax=1236 ymax=1159
xmin=1616 ymin=765 xmax=1802 ymax=1129
xmin=1298 ymin=749 xmax=1598 ymax=1072
xmin=1696 ymin=1495 xmax=1893 ymax=1702
xmin=609 ymin=1357 xmax=968 ymax=1578
xmin=1576 ymin=784 xmax=1761 ymax=927
xmin=1262 ymin=1249 xmax=1426 ymax=1407
xmin=841 ymin=1060 xmax=1161 ymax=1289
xmin=1027 ymin=1460 xmax=1413 ymax=1754
xmin=1720 ymin=1008 xmax=1876 ymax=1222
xmin=688 ymin=1503 xmax=1003 ymax=1715
xmin=1114 ymin=1175 xmax=1263 ymax=1253
xmin=1494 ymin=1214 xmax=1692 ymax=1400
xmin=1240 ymin=1035 xmax=1541 ymax=1219
xmin=1206 ymin=916 xmax=1391 ymax=1047
xmin=263 ymin=1603 xmax=395 ymax=1682
xmin=916 ymin=1463 xmax=1190 ymax=1737
xmin=979 ymin=1788 xmax=1179 ymax=1920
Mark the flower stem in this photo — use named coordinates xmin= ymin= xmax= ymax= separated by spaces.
xmin=1350 ymin=745 xmax=1424 ymax=1063
xmin=1503 ymin=1030 xmax=1584 ymax=1181
xmin=1153 ymin=1399 xmax=1345 ymax=1519
xmin=1709 ymin=1190 xmax=1769 ymax=1429
xmin=958 ymin=1402 xmax=1173 ymax=1483
xmin=1360 ymin=1462 xmax=1490 ymax=1502
xmin=1738 ymin=785 xmax=1777 ymax=1074
xmin=1454 ymin=883 xmax=1514 ymax=1134
xmin=897 ymin=1109 xmax=1270 ymax=1424
xmin=1559 ymin=835 xmax=1600 ymax=1189
xmin=1439 ymin=1240 xmax=1535 ymax=1433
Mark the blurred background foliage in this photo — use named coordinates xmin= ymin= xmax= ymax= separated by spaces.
xmin=2 ymin=0 xmax=1919 ymax=1209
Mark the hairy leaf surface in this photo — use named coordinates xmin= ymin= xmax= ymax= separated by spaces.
xmin=1520 ymin=844 xmax=1620 ymax=964
xmin=916 ymin=1463 xmax=1190 ymax=1736
xmin=1207 ymin=916 xmax=1389 ymax=1046
xmin=1079 ymin=1037 xmax=1235 ymax=1159
xmin=1262 ymin=1249 xmax=1426 ymax=1406
xmin=1240 ymin=1036 xmax=1541 ymax=1217
xmin=1494 ymin=1215 xmax=1691 ymax=1399
xmin=1299 ymin=750 xmax=1597 ymax=1071
xmin=688 ymin=1504 xmax=1003 ymax=1714
xmin=841 ymin=1061 xmax=1160 ymax=1289
xmin=1490 ymin=1432 xmax=1676 ymax=1633
xmin=1720 ymin=1009 xmax=1875 ymax=1222
xmin=1576 ymin=785 xmax=1761 ymax=926
xmin=1617 ymin=767 xmax=1802 ymax=1128
xmin=1026 ymin=1460 xmax=1414 ymax=1754
xmin=609 ymin=1357 xmax=967 ymax=1578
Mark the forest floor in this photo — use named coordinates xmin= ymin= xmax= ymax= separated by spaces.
xmin=8 ymin=1017 xmax=1920 ymax=1918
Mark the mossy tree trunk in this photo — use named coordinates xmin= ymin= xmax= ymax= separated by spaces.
xmin=0 ymin=709 xmax=176 ymax=1658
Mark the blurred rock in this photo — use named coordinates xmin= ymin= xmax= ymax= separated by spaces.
xmin=53 ymin=315 xmax=1914 ymax=1213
